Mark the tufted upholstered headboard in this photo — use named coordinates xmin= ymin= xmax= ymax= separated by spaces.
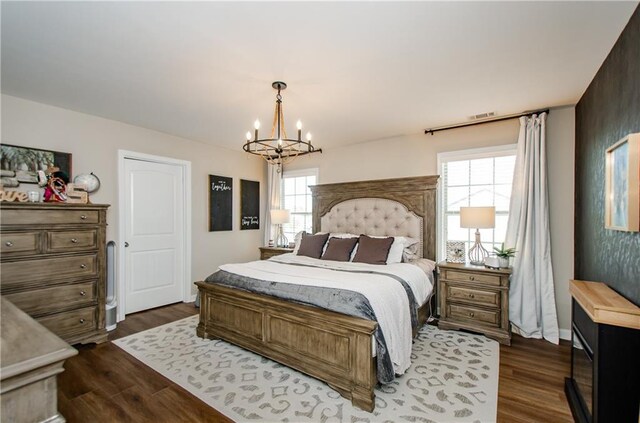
xmin=309 ymin=176 xmax=439 ymax=260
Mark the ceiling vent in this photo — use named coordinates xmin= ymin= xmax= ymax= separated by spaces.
xmin=469 ymin=111 xmax=496 ymax=121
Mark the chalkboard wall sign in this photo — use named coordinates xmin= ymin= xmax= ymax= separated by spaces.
xmin=209 ymin=175 xmax=233 ymax=231
xmin=241 ymin=179 xmax=260 ymax=230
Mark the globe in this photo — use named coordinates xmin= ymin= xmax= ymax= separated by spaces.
xmin=73 ymin=172 xmax=101 ymax=193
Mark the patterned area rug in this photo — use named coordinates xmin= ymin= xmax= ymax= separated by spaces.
xmin=114 ymin=315 xmax=499 ymax=423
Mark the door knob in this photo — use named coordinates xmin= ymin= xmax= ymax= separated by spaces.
xmin=125 ymin=242 xmax=130 ymax=248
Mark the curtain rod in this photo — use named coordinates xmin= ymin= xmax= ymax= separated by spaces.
xmin=424 ymin=108 xmax=550 ymax=136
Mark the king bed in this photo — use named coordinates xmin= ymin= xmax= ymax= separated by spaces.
xmin=195 ymin=175 xmax=439 ymax=412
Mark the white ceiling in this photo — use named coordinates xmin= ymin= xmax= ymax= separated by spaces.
xmin=1 ymin=2 xmax=637 ymax=149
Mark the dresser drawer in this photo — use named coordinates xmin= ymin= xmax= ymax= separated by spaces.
xmin=1 ymin=231 xmax=40 ymax=257
xmin=47 ymin=229 xmax=98 ymax=252
xmin=442 ymin=269 xmax=501 ymax=286
xmin=447 ymin=303 xmax=500 ymax=326
xmin=0 ymin=254 xmax=98 ymax=289
xmin=5 ymin=281 xmax=97 ymax=316
xmin=447 ymin=285 xmax=500 ymax=308
xmin=37 ymin=306 xmax=97 ymax=339
xmin=1 ymin=209 xmax=99 ymax=225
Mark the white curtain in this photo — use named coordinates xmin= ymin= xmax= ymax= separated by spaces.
xmin=264 ymin=164 xmax=282 ymax=245
xmin=504 ymin=113 xmax=559 ymax=344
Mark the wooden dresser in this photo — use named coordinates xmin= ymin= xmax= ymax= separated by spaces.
xmin=437 ymin=261 xmax=512 ymax=345
xmin=0 ymin=203 xmax=109 ymax=345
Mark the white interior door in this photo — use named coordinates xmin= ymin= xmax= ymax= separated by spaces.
xmin=124 ymin=158 xmax=185 ymax=314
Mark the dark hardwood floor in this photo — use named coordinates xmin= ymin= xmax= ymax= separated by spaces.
xmin=57 ymin=302 xmax=573 ymax=422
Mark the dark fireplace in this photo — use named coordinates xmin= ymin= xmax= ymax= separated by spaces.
xmin=565 ymin=298 xmax=640 ymax=423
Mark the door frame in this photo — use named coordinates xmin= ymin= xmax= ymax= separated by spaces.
xmin=117 ymin=150 xmax=192 ymax=322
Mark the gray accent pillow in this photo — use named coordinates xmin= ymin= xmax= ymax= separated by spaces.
xmin=321 ymin=237 xmax=359 ymax=262
xmin=296 ymin=233 xmax=330 ymax=259
xmin=352 ymin=234 xmax=394 ymax=265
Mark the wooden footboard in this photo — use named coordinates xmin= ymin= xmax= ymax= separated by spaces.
xmin=194 ymin=281 xmax=379 ymax=412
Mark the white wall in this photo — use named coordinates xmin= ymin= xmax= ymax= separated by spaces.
xmin=286 ymin=106 xmax=575 ymax=336
xmin=1 ymin=94 xmax=266 ymax=297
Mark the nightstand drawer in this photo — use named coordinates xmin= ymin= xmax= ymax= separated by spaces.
xmin=443 ymin=269 xmax=501 ymax=286
xmin=447 ymin=285 xmax=500 ymax=308
xmin=259 ymin=247 xmax=293 ymax=260
xmin=447 ymin=303 xmax=500 ymax=326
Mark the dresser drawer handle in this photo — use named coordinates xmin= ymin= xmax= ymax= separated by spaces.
xmin=80 ymin=264 xmax=87 ymax=269
xmin=5 ymin=241 xmax=13 ymax=247
xmin=80 ymin=215 xmax=87 ymax=220
xmin=469 ymin=312 xmax=475 ymax=318
xmin=80 ymin=290 xmax=86 ymax=296
xmin=79 ymin=318 xmax=86 ymax=324
xmin=469 ymin=276 xmax=475 ymax=281
xmin=71 ymin=238 xmax=78 ymax=243
xmin=469 ymin=293 xmax=475 ymax=299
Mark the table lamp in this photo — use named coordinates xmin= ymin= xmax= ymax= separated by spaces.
xmin=460 ymin=206 xmax=495 ymax=265
xmin=271 ymin=209 xmax=291 ymax=248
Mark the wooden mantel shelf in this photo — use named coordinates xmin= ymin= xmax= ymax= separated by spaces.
xmin=569 ymin=280 xmax=640 ymax=330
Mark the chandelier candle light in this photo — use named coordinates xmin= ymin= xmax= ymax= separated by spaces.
xmin=460 ymin=206 xmax=496 ymax=265
xmin=271 ymin=209 xmax=291 ymax=248
xmin=243 ymin=81 xmax=322 ymax=170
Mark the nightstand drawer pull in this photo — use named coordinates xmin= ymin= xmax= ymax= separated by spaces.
xmin=468 ymin=293 xmax=475 ymax=299
xmin=80 ymin=290 xmax=86 ymax=296
xmin=71 ymin=238 xmax=78 ymax=243
xmin=5 ymin=241 xmax=13 ymax=247
xmin=79 ymin=318 xmax=86 ymax=324
xmin=80 ymin=215 xmax=87 ymax=220
xmin=80 ymin=264 xmax=87 ymax=269
xmin=469 ymin=312 xmax=475 ymax=317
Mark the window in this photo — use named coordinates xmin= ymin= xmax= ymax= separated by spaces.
xmin=438 ymin=145 xmax=517 ymax=260
xmin=281 ymin=168 xmax=318 ymax=242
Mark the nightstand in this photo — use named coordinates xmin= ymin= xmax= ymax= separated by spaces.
xmin=259 ymin=246 xmax=294 ymax=260
xmin=437 ymin=261 xmax=512 ymax=345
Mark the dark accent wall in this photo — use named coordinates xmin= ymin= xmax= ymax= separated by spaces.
xmin=575 ymin=5 xmax=640 ymax=305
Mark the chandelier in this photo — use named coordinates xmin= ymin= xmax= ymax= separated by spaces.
xmin=243 ymin=81 xmax=322 ymax=168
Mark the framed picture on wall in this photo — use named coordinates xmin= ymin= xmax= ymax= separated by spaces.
xmin=0 ymin=143 xmax=72 ymax=186
xmin=446 ymin=241 xmax=466 ymax=263
xmin=240 ymin=179 xmax=260 ymax=230
xmin=605 ymin=133 xmax=639 ymax=232
xmin=209 ymin=175 xmax=233 ymax=231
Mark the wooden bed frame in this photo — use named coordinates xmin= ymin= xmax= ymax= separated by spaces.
xmin=195 ymin=175 xmax=439 ymax=411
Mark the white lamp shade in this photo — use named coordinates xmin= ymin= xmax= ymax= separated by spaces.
xmin=270 ymin=209 xmax=291 ymax=225
xmin=460 ymin=206 xmax=496 ymax=229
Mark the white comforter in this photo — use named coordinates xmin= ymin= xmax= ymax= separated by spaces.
xmin=219 ymin=254 xmax=434 ymax=376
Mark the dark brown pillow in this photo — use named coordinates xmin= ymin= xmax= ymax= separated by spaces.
xmin=296 ymin=233 xmax=330 ymax=259
xmin=321 ymin=237 xmax=359 ymax=262
xmin=352 ymin=235 xmax=394 ymax=265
